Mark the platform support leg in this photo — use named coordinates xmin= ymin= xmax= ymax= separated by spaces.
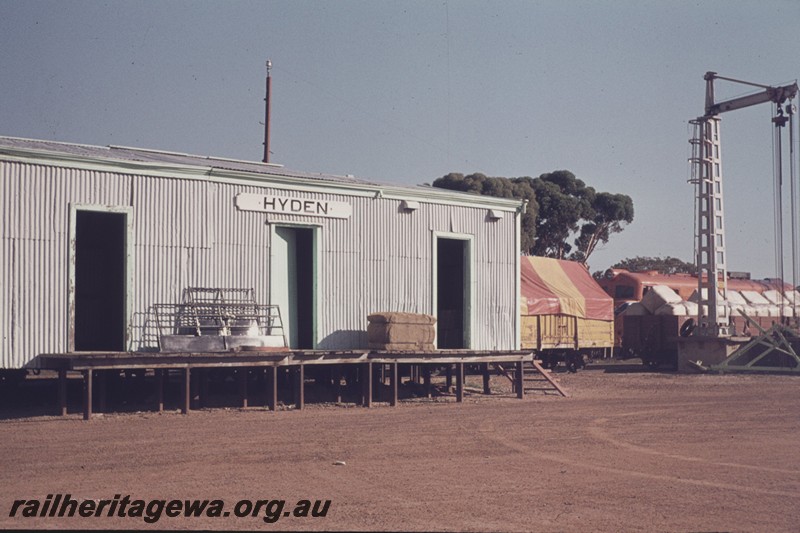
xmin=335 ymin=364 xmax=343 ymax=403
xmin=294 ymin=365 xmax=304 ymax=410
xmin=155 ymin=369 xmax=164 ymax=413
xmin=423 ymin=366 xmax=431 ymax=398
xmin=97 ymin=370 xmax=107 ymax=413
xmin=267 ymin=367 xmax=278 ymax=411
xmin=58 ymin=369 xmax=68 ymax=416
xmin=181 ymin=368 xmax=190 ymax=414
xmin=389 ymin=362 xmax=398 ymax=406
xmin=482 ymin=363 xmax=491 ymax=395
xmin=361 ymin=362 xmax=373 ymax=408
xmin=456 ymin=363 xmax=464 ymax=402
xmin=198 ymin=368 xmax=208 ymax=408
xmin=239 ymin=368 xmax=249 ymax=408
xmin=82 ymin=369 xmax=93 ymax=420
xmin=445 ymin=365 xmax=453 ymax=391
xmin=516 ymin=361 xmax=524 ymax=399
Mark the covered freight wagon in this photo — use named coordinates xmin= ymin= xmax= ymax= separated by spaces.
xmin=520 ymin=256 xmax=614 ymax=370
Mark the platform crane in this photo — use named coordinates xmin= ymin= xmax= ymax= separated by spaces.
xmin=689 ymin=72 xmax=798 ymax=337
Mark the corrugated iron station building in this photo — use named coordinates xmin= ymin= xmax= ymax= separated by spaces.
xmin=0 ymin=136 xmax=525 ymax=372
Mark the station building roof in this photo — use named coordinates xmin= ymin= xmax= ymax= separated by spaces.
xmin=0 ymin=136 xmax=525 ymax=212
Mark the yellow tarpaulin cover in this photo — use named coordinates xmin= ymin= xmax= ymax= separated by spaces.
xmin=520 ymin=256 xmax=613 ymax=321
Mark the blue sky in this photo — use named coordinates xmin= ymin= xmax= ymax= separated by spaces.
xmin=2 ymin=0 xmax=799 ymax=278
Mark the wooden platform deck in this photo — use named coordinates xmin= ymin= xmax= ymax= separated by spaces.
xmin=37 ymin=349 xmax=534 ymax=419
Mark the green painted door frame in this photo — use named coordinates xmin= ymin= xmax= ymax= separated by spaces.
xmin=432 ymin=231 xmax=474 ymax=349
xmin=269 ymin=223 xmax=320 ymax=349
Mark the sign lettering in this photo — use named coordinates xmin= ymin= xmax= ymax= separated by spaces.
xmin=235 ymin=193 xmax=351 ymax=219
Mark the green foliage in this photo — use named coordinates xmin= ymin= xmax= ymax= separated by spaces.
xmin=572 ymin=192 xmax=635 ymax=263
xmin=431 ymin=170 xmax=634 ymax=263
xmin=530 ymin=171 xmax=592 ymax=259
xmin=432 ymin=173 xmax=539 ymax=252
xmin=610 ymin=256 xmax=696 ymax=275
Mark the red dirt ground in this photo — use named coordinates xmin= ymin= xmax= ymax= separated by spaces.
xmin=1 ymin=364 xmax=798 ymax=531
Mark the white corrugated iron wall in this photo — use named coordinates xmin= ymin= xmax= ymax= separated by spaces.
xmin=259 ymin=191 xmax=517 ymax=350
xmin=1 ymin=162 xmax=132 ymax=368
xmin=131 ymin=178 xmax=273 ymax=350
xmin=1 ymin=159 xmax=518 ymax=368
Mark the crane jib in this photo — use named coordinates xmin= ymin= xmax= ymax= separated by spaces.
xmin=705 ymin=83 xmax=799 ymax=118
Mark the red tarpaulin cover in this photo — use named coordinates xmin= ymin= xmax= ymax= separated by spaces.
xmin=520 ymin=256 xmax=613 ymax=321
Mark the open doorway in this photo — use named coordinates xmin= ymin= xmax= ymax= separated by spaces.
xmin=436 ymin=237 xmax=470 ymax=349
xmin=73 ymin=210 xmax=128 ymax=351
xmin=271 ymin=226 xmax=316 ymax=349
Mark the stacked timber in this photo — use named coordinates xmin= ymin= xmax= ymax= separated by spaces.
xmin=367 ymin=312 xmax=437 ymax=351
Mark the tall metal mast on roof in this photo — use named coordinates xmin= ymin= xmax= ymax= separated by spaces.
xmin=263 ymin=59 xmax=272 ymax=163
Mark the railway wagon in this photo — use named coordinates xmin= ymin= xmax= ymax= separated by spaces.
xmin=520 ymin=256 xmax=614 ymax=371
xmin=620 ymin=315 xmax=686 ymax=369
xmin=619 ymin=309 xmax=792 ymax=369
xmin=616 ymin=281 xmax=799 ymax=368
xmin=598 ymin=268 xmax=792 ymax=350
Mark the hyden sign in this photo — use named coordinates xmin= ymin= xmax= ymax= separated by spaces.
xmin=235 ymin=193 xmax=352 ymax=219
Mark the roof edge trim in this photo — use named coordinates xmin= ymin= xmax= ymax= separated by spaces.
xmin=0 ymin=141 xmax=524 ymax=212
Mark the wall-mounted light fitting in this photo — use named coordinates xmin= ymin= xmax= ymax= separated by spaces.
xmin=487 ymin=209 xmax=503 ymax=220
xmin=400 ymin=200 xmax=420 ymax=211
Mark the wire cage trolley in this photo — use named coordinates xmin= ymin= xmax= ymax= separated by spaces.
xmin=140 ymin=288 xmax=288 ymax=352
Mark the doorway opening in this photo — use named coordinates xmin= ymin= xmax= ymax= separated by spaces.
xmin=74 ymin=210 xmax=127 ymax=351
xmin=271 ymin=226 xmax=315 ymax=349
xmin=436 ymin=237 xmax=469 ymax=349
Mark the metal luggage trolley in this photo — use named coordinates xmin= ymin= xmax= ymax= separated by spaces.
xmin=147 ymin=288 xmax=287 ymax=352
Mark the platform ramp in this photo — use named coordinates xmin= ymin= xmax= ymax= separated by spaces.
xmin=492 ymin=360 xmax=569 ymax=397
